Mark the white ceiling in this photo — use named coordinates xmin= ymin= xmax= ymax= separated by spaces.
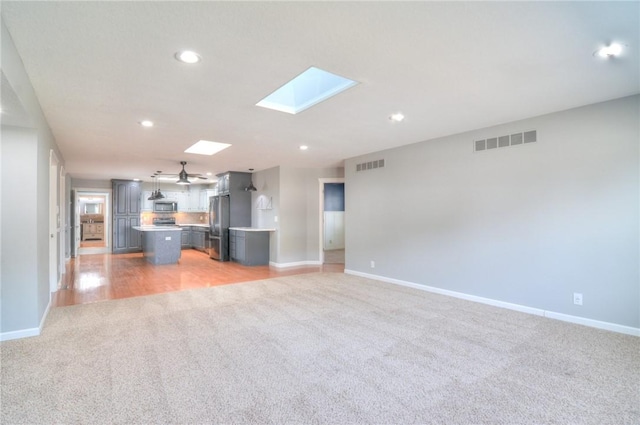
xmin=2 ymin=1 xmax=638 ymax=182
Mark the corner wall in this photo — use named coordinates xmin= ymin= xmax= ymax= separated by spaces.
xmin=1 ymin=19 xmax=65 ymax=339
xmin=345 ymin=95 xmax=639 ymax=330
xmin=252 ymin=166 xmax=344 ymax=266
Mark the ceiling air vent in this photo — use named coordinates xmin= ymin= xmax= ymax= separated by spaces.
xmin=474 ymin=130 xmax=537 ymax=152
xmin=356 ymin=159 xmax=385 ymax=172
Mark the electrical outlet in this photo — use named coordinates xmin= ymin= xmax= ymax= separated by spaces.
xmin=573 ymin=293 xmax=583 ymax=306
xmin=274 ymin=216 xmax=278 ymax=222
xmin=370 ymin=260 xmax=375 ymax=268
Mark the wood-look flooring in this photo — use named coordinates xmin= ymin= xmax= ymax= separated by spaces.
xmin=54 ymin=249 xmax=344 ymax=307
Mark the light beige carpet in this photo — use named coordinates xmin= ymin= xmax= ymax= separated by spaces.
xmin=1 ymin=273 xmax=638 ymax=424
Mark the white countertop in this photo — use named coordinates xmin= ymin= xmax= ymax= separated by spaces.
xmin=132 ymin=226 xmax=182 ymax=232
xmin=229 ymin=227 xmax=276 ymax=232
xmin=178 ymin=224 xmax=209 ymax=228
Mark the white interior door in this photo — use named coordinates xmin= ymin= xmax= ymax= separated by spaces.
xmin=49 ymin=150 xmax=60 ymax=294
xmin=72 ymin=190 xmax=80 ymax=258
xmin=60 ymin=166 xmax=66 ymax=267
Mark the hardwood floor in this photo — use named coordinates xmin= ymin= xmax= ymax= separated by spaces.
xmin=54 ymin=250 xmax=344 ymax=307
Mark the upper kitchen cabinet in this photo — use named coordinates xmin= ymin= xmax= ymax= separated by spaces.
xmin=217 ymin=173 xmax=230 ymax=195
xmin=113 ymin=180 xmax=141 ymax=215
xmin=112 ymin=180 xmax=142 ymax=253
xmin=216 ymin=172 xmax=252 ymax=196
xmin=216 ymin=172 xmax=252 ymax=228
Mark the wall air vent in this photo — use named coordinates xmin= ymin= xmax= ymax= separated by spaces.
xmin=474 ymin=130 xmax=536 ymax=152
xmin=356 ymin=159 xmax=385 ymax=172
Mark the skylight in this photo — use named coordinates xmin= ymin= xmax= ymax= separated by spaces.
xmin=184 ymin=140 xmax=231 ymax=156
xmin=256 ymin=67 xmax=358 ymax=114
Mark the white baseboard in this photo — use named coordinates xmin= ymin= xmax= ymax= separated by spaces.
xmin=270 ymin=260 xmax=322 ymax=268
xmin=344 ymin=269 xmax=640 ymax=337
xmin=0 ymin=327 xmax=40 ymax=342
xmin=0 ymin=298 xmax=51 ymax=342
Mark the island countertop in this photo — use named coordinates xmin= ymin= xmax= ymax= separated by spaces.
xmin=132 ymin=226 xmax=182 ymax=232
xmin=229 ymin=227 xmax=276 ymax=232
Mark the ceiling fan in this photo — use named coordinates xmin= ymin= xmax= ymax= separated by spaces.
xmin=155 ymin=161 xmax=207 ymax=185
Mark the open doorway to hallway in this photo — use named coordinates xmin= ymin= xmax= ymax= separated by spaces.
xmin=73 ymin=189 xmax=111 ymax=256
xmin=319 ymin=179 xmax=345 ymax=265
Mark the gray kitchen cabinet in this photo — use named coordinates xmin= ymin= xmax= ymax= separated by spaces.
xmin=181 ymin=227 xmax=191 ymax=249
xmin=229 ymin=229 xmax=270 ymax=266
xmin=113 ymin=216 xmax=140 ymax=252
xmin=217 ymin=173 xmax=230 ymax=195
xmin=191 ymin=228 xmax=206 ymax=251
xmin=216 ymin=172 xmax=252 ymax=228
xmin=114 ymin=179 xmax=141 ymax=215
xmin=112 ymin=180 xmax=141 ymax=253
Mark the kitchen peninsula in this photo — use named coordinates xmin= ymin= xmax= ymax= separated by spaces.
xmin=132 ymin=225 xmax=182 ymax=265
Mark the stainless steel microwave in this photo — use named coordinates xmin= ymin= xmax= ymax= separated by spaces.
xmin=153 ymin=201 xmax=178 ymax=212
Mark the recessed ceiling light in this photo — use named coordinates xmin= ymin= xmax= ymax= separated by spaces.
xmin=206 ymin=172 xmax=212 ymax=176
xmin=139 ymin=120 xmax=154 ymax=127
xmin=257 ymin=66 xmax=359 ymax=114
xmin=133 ymin=178 xmax=141 ymax=181
xmin=184 ymin=140 xmax=231 ymax=156
xmin=596 ymin=43 xmax=623 ymax=58
xmin=389 ymin=113 xmax=405 ymax=122
xmin=299 ymin=145 xmax=309 ymax=151
xmin=175 ymin=50 xmax=201 ymax=64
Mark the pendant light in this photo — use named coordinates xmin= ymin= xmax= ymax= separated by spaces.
xmin=155 ymin=172 xmax=166 ymax=199
xmin=148 ymin=173 xmax=166 ymax=200
xmin=245 ymin=168 xmax=257 ymax=191
xmin=147 ymin=176 xmax=157 ymax=200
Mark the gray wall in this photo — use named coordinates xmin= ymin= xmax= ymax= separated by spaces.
xmin=1 ymin=20 xmax=65 ymax=335
xmin=251 ymin=167 xmax=280 ymax=262
xmin=1 ymin=127 xmax=39 ymax=332
xmin=345 ymin=95 xmax=639 ymax=328
xmin=251 ymin=166 xmax=344 ymax=264
xmin=71 ymin=178 xmax=111 ymax=189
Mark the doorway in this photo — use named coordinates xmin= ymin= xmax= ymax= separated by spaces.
xmin=73 ymin=189 xmax=111 ymax=255
xmin=319 ymin=178 xmax=345 ymax=265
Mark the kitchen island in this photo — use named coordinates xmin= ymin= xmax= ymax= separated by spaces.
xmin=132 ymin=226 xmax=182 ymax=265
xmin=229 ymin=227 xmax=275 ymax=266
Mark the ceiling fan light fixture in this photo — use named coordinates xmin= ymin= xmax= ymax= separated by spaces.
xmin=176 ymin=169 xmax=191 ymax=185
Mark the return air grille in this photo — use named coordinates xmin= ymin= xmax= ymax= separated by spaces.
xmin=474 ymin=130 xmax=537 ymax=152
xmin=356 ymin=159 xmax=385 ymax=172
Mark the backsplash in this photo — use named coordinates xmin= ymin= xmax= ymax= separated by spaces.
xmin=140 ymin=212 xmax=207 ymax=225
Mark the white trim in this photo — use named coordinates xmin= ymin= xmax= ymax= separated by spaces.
xmin=0 ymin=299 xmax=50 ymax=342
xmin=270 ymin=260 xmax=322 ymax=268
xmin=543 ymin=311 xmax=640 ymax=336
xmin=344 ymin=269 xmax=640 ymax=337
xmin=74 ymin=188 xmax=112 ymax=256
xmin=0 ymin=327 xmax=40 ymax=342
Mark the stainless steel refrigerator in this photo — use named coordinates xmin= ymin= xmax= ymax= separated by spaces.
xmin=209 ymin=195 xmax=230 ymax=260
